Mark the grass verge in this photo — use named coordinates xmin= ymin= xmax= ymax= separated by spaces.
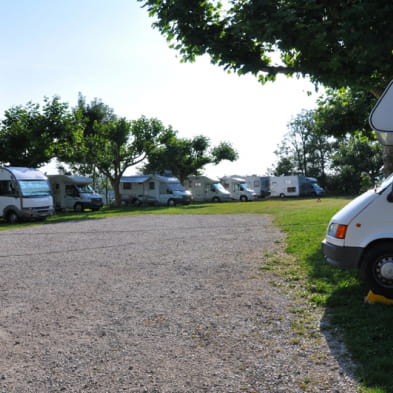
xmin=2 ymin=197 xmax=393 ymax=392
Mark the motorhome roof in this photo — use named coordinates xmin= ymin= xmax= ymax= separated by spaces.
xmin=47 ymin=174 xmax=92 ymax=185
xmin=121 ymin=175 xmax=182 ymax=184
xmin=4 ymin=167 xmax=47 ymax=180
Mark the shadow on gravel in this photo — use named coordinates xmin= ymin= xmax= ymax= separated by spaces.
xmin=306 ymin=248 xmax=393 ymax=392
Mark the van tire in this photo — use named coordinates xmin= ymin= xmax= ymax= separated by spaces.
xmin=279 ymin=193 xmax=285 ymax=198
xmin=6 ymin=211 xmax=18 ymax=224
xmin=74 ymin=203 xmax=84 ymax=213
xmin=361 ymin=243 xmax=393 ymax=299
xmin=240 ymin=195 xmax=248 ymax=202
xmin=212 ymin=197 xmax=220 ymax=203
xmin=167 ymin=199 xmax=176 ymax=207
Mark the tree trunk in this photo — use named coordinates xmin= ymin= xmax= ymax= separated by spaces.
xmin=110 ymin=177 xmax=122 ymax=207
xmin=383 ymin=145 xmax=393 ymax=177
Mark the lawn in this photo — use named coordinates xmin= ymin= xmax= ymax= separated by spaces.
xmin=2 ymin=197 xmax=393 ymax=392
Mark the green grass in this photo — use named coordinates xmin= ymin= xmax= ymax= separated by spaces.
xmin=2 ymin=197 xmax=393 ymax=392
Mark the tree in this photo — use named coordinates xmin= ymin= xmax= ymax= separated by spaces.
xmin=273 ymin=110 xmax=332 ymax=178
xmin=139 ymin=0 xmax=393 ymax=172
xmin=0 ymin=97 xmax=72 ymax=167
xmin=57 ymin=96 xmax=170 ymax=206
xmin=330 ymin=136 xmax=383 ymax=194
xmin=141 ymin=130 xmax=238 ymax=182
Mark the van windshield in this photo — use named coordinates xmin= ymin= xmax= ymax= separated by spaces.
xmin=213 ymin=183 xmax=227 ymax=192
xmin=168 ymin=183 xmax=185 ymax=192
xmin=76 ymin=184 xmax=94 ymax=193
xmin=19 ymin=180 xmax=51 ymax=197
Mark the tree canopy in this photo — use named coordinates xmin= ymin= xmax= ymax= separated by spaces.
xmin=141 ymin=131 xmax=238 ymax=182
xmin=139 ymin=0 xmax=393 ymax=95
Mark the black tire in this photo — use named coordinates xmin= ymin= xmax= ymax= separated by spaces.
xmin=279 ymin=193 xmax=285 ymax=198
xmin=133 ymin=199 xmax=142 ymax=207
xmin=167 ymin=199 xmax=176 ymax=207
xmin=6 ymin=211 xmax=19 ymax=224
xmin=74 ymin=203 xmax=84 ymax=213
xmin=212 ymin=196 xmax=220 ymax=203
xmin=361 ymin=243 xmax=393 ymax=298
xmin=240 ymin=195 xmax=248 ymax=202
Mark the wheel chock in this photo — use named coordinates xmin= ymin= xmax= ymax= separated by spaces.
xmin=365 ymin=290 xmax=393 ymax=305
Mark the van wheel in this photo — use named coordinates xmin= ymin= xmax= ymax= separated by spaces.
xmin=212 ymin=197 xmax=220 ymax=203
xmin=6 ymin=211 xmax=18 ymax=224
xmin=74 ymin=203 xmax=84 ymax=212
xmin=240 ymin=195 xmax=248 ymax=202
xmin=133 ymin=199 xmax=142 ymax=207
xmin=167 ymin=199 xmax=176 ymax=207
xmin=361 ymin=243 xmax=393 ymax=299
xmin=279 ymin=193 xmax=285 ymax=198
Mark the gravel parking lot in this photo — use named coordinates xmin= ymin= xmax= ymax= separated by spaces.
xmin=0 ymin=214 xmax=359 ymax=392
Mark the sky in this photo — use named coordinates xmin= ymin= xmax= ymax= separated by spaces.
xmin=0 ymin=0 xmax=320 ymax=178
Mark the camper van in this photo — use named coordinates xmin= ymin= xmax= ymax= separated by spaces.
xmin=185 ymin=175 xmax=231 ymax=202
xmin=0 ymin=167 xmax=53 ymax=223
xmin=220 ymin=176 xmax=258 ymax=201
xmin=47 ymin=175 xmax=103 ymax=212
xmin=245 ymin=176 xmax=271 ymax=198
xmin=120 ymin=174 xmax=192 ymax=206
xmin=269 ymin=175 xmax=325 ymax=198
xmin=322 ymin=78 xmax=393 ymax=298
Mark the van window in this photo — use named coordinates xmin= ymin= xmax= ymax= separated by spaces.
xmin=0 ymin=180 xmax=17 ymax=196
xmin=123 ymin=182 xmax=132 ymax=190
xmin=149 ymin=182 xmax=155 ymax=190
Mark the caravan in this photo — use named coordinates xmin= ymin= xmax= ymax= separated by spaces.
xmin=220 ymin=176 xmax=258 ymax=201
xmin=47 ymin=175 xmax=103 ymax=212
xmin=0 ymin=167 xmax=53 ymax=223
xmin=268 ymin=175 xmax=325 ymax=198
xmin=120 ymin=174 xmax=192 ymax=206
xmin=185 ymin=175 xmax=231 ymax=202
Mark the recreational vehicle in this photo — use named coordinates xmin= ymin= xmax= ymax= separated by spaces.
xmin=220 ymin=176 xmax=258 ymax=201
xmin=185 ymin=175 xmax=231 ymax=202
xmin=120 ymin=174 xmax=192 ymax=206
xmin=268 ymin=175 xmax=325 ymax=198
xmin=47 ymin=175 xmax=103 ymax=212
xmin=245 ymin=176 xmax=271 ymax=198
xmin=0 ymin=167 xmax=53 ymax=223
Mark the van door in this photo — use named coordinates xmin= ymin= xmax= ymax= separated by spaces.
xmin=64 ymin=185 xmax=79 ymax=209
xmin=0 ymin=180 xmax=21 ymax=217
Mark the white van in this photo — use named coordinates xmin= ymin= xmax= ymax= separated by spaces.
xmin=322 ymin=175 xmax=393 ymax=298
xmin=185 ymin=175 xmax=231 ymax=202
xmin=220 ymin=176 xmax=258 ymax=201
xmin=0 ymin=167 xmax=54 ymax=224
xmin=120 ymin=174 xmax=192 ymax=206
xmin=47 ymin=175 xmax=103 ymax=212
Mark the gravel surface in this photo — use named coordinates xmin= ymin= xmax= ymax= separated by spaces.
xmin=0 ymin=214 xmax=360 ymax=393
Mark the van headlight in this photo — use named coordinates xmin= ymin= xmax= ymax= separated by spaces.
xmin=328 ymin=223 xmax=348 ymax=239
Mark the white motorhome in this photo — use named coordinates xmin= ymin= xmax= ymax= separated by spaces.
xmin=269 ymin=175 xmax=325 ymax=198
xmin=322 ymin=175 xmax=393 ymax=298
xmin=185 ymin=175 xmax=231 ymax=202
xmin=245 ymin=176 xmax=271 ymax=198
xmin=220 ymin=176 xmax=258 ymax=201
xmin=47 ymin=175 xmax=103 ymax=212
xmin=0 ymin=167 xmax=54 ymax=224
xmin=120 ymin=174 xmax=192 ymax=206
xmin=322 ymin=79 xmax=393 ymax=298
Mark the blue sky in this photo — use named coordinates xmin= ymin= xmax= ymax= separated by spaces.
xmin=0 ymin=0 xmax=319 ymax=177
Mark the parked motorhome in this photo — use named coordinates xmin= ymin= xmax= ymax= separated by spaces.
xmin=220 ymin=176 xmax=258 ymax=201
xmin=245 ymin=176 xmax=271 ymax=198
xmin=120 ymin=174 xmax=192 ymax=206
xmin=185 ymin=175 xmax=231 ymax=202
xmin=0 ymin=167 xmax=54 ymax=223
xmin=47 ymin=175 xmax=103 ymax=212
xmin=268 ymin=175 xmax=325 ymax=198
